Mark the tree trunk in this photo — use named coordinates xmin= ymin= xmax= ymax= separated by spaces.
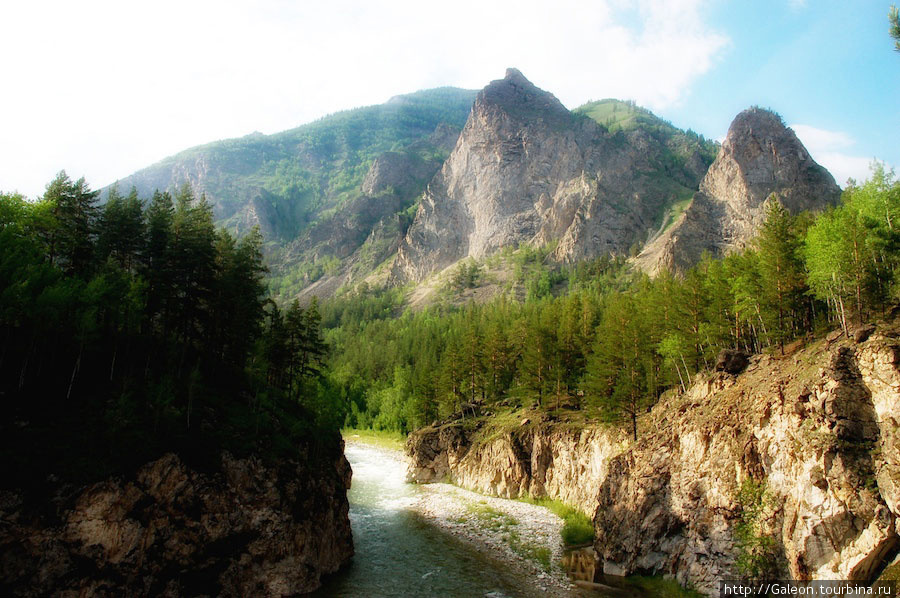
xmin=109 ymin=340 xmax=118 ymax=381
xmin=67 ymin=344 xmax=83 ymax=400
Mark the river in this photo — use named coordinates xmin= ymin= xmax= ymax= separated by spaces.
xmin=311 ymin=442 xmax=583 ymax=598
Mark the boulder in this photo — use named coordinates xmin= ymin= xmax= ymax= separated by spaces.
xmin=714 ymin=349 xmax=750 ymax=374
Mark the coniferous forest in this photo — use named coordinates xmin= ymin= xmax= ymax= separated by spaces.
xmin=321 ymin=165 xmax=900 ymax=440
xmin=0 ymin=172 xmax=333 ymax=489
xmin=1 ymin=164 xmax=898 ymax=484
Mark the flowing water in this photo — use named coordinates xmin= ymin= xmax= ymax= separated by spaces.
xmin=311 ymin=442 xmax=578 ymax=598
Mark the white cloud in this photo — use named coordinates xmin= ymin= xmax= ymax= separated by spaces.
xmin=788 ymin=0 xmax=808 ymax=11
xmin=0 ymin=0 xmax=729 ymax=198
xmin=791 ymin=124 xmax=883 ymax=187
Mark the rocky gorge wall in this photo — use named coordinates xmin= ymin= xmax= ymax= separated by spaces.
xmin=407 ymin=325 xmax=900 ymax=595
xmin=0 ymin=447 xmax=354 ymax=597
xmin=407 ymin=420 xmax=627 ymax=517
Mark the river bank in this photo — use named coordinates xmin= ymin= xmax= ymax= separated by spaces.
xmin=342 ymin=436 xmax=580 ymax=597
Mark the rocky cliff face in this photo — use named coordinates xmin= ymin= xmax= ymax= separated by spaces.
xmin=392 ymin=69 xmax=709 ymax=283
xmin=407 ymin=422 xmax=627 ymax=516
xmin=635 ymin=108 xmax=841 ymax=274
xmin=0 ymin=449 xmax=354 ymax=597
xmin=407 ymin=322 xmax=900 ymax=594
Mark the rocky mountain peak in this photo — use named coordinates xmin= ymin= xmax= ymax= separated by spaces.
xmin=704 ymin=107 xmax=835 ymax=214
xmin=392 ymin=70 xmax=710 ymax=284
xmin=476 ymin=68 xmax=572 ymax=125
xmin=634 ymin=106 xmax=841 ymax=275
xmin=504 ymin=66 xmax=526 ymax=81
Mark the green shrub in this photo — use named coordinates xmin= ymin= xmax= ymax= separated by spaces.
xmin=734 ymin=479 xmax=780 ymax=581
xmin=519 ymin=496 xmax=595 ymax=546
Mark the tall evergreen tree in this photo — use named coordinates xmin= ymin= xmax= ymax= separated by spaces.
xmin=42 ymin=171 xmax=99 ymax=277
xmin=99 ymin=185 xmax=145 ymax=271
xmin=144 ymin=190 xmax=175 ymax=327
xmin=756 ymin=199 xmax=807 ymax=352
xmin=583 ymin=293 xmax=651 ymax=440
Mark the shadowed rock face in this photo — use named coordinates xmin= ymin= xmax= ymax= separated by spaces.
xmin=407 ymin=325 xmax=900 ymax=595
xmin=392 ymin=68 xmax=707 ymax=283
xmin=635 ymin=108 xmax=841 ymax=275
xmin=0 ymin=448 xmax=354 ymax=597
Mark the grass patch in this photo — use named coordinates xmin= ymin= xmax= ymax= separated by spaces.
xmin=341 ymin=427 xmax=406 ymax=451
xmin=507 ymin=529 xmax=553 ymax=572
xmin=464 ymin=500 xmax=553 ymax=572
xmin=518 ymin=496 xmax=594 ymax=546
xmin=467 ymin=501 xmax=519 ymax=532
xmin=660 ymin=196 xmax=692 ymax=233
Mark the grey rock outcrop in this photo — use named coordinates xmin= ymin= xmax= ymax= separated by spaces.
xmin=407 ymin=323 xmax=900 ymax=595
xmin=392 ymin=69 xmax=708 ymax=283
xmin=407 ymin=422 xmax=626 ymax=516
xmin=636 ymin=108 xmax=840 ymax=274
xmin=0 ymin=449 xmax=354 ymax=597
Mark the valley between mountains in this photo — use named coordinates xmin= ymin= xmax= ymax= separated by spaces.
xmin=2 ymin=68 xmax=898 ymax=596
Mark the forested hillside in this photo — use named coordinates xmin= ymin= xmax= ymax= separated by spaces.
xmin=108 ymin=88 xmax=477 ymax=302
xmin=324 ymin=166 xmax=900 ymax=439
xmin=0 ymin=173 xmax=335 ymax=487
xmin=114 ymin=87 xmax=476 ymax=233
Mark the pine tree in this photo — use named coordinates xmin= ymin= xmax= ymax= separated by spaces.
xmin=483 ymin=313 xmax=513 ymax=403
xmin=517 ymin=307 xmax=554 ymax=407
xmin=42 ymin=171 xmax=99 ymax=277
xmin=890 ymin=5 xmax=900 ymax=52
xmin=756 ymin=198 xmax=807 ymax=352
xmin=144 ymin=190 xmax=175 ymax=327
xmin=170 ymin=185 xmax=217 ymax=345
xmin=583 ymin=293 xmax=650 ymax=440
xmin=99 ymin=185 xmax=145 ymax=271
xmin=300 ymin=297 xmax=327 ymax=382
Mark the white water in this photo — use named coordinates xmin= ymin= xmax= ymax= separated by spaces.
xmin=310 ymin=443 xmax=567 ymax=598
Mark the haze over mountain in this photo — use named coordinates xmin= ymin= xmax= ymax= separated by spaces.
xmin=108 ymin=69 xmax=840 ymax=302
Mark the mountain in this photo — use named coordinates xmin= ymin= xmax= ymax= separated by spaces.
xmin=109 ymin=70 xmax=841 ymax=302
xmin=392 ymin=68 xmax=716 ymax=283
xmin=635 ymin=107 xmax=841 ymax=274
xmin=106 ymin=87 xmax=477 ymax=299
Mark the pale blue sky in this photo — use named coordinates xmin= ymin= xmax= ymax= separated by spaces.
xmin=1 ymin=0 xmax=896 ymax=197
xmin=658 ymin=0 xmax=900 ymax=186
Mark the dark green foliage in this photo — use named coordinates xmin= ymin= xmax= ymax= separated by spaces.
xmin=756 ymin=199 xmax=809 ymax=351
xmin=42 ymin=171 xmax=100 ymax=277
xmin=98 ymin=185 xmax=145 ymax=270
xmin=0 ymin=179 xmax=334 ymax=489
xmin=451 ymin=260 xmax=482 ymax=290
xmin=519 ymin=496 xmax=594 ymax=546
xmin=7 ymin=160 xmax=896 ymax=476
xmin=583 ymin=293 xmax=654 ymax=440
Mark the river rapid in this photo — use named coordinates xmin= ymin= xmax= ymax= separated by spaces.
xmin=311 ymin=442 xmax=581 ymax=598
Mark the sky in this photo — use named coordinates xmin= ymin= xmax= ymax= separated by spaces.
xmin=1 ymin=0 xmax=897 ymax=198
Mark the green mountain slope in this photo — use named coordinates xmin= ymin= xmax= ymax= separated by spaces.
xmin=109 ymin=88 xmax=722 ymax=304
xmin=112 ymin=87 xmax=477 ymax=241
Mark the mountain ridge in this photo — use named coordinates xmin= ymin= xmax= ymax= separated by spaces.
xmin=392 ymin=68 xmax=717 ymax=284
xmin=105 ymin=70 xmax=839 ymax=303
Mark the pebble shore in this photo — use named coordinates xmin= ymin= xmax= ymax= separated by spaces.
xmin=346 ymin=439 xmax=578 ymax=597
